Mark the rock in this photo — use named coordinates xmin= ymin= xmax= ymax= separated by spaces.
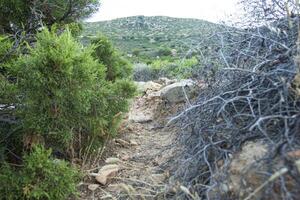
xmin=135 ymin=81 xmax=162 ymax=94
xmin=88 ymin=184 xmax=99 ymax=191
xmin=150 ymin=173 xmax=167 ymax=183
xmin=147 ymin=91 xmax=161 ymax=98
xmin=287 ymin=149 xmax=300 ymax=159
xmin=130 ymin=140 xmax=138 ymax=146
xmin=95 ymin=164 xmax=120 ymax=185
xmin=210 ymin=141 xmax=268 ymax=199
xmin=160 ymin=79 xmax=198 ymax=104
xmin=114 ymin=139 xmax=130 ymax=147
xmin=105 ymin=157 xmax=122 ymax=164
xmin=228 ymin=141 xmax=268 ymax=190
xmin=128 ymin=112 xmax=152 ymax=123
xmin=121 ymin=154 xmax=130 ymax=161
xmin=154 ymin=77 xmax=176 ymax=86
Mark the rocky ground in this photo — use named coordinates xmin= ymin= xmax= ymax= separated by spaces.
xmin=77 ymin=78 xmax=195 ymax=200
xmin=75 ymin=77 xmax=292 ymax=200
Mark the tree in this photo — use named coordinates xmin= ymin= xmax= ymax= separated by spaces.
xmin=0 ymin=0 xmax=100 ymax=35
xmin=11 ymin=29 xmax=106 ymax=147
xmin=8 ymin=28 xmax=135 ymax=153
xmin=92 ymin=35 xmax=133 ymax=81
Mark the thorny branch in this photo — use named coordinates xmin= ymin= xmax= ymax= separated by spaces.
xmin=165 ymin=11 xmax=300 ymax=200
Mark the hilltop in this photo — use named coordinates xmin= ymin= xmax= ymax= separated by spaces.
xmin=82 ymin=16 xmax=224 ymax=62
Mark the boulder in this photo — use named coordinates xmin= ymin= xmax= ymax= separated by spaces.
xmin=209 ymin=141 xmax=269 ymax=199
xmin=135 ymin=81 xmax=162 ymax=94
xmin=154 ymin=77 xmax=176 ymax=86
xmin=160 ymin=79 xmax=198 ymax=104
xmin=95 ymin=164 xmax=120 ymax=185
xmin=227 ymin=141 xmax=268 ymax=198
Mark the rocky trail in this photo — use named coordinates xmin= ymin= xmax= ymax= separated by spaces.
xmin=78 ymin=79 xmax=194 ymax=200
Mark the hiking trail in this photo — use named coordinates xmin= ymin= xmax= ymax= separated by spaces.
xmin=79 ymin=80 xmax=186 ymax=200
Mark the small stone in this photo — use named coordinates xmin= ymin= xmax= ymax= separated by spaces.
xmin=151 ymin=174 xmax=166 ymax=183
xmin=130 ymin=140 xmax=138 ymax=146
xmin=95 ymin=164 xmax=119 ymax=185
xmin=105 ymin=157 xmax=122 ymax=164
xmin=121 ymin=154 xmax=130 ymax=161
xmin=129 ymin=113 xmax=152 ymax=123
xmin=220 ymin=184 xmax=229 ymax=193
xmin=88 ymin=184 xmax=99 ymax=191
xmin=287 ymin=150 xmax=300 ymax=158
xmin=114 ymin=139 xmax=130 ymax=147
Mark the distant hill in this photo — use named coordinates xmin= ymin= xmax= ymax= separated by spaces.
xmin=82 ymin=16 xmax=224 ymax=62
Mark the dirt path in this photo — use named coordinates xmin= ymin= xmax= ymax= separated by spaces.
xmin=79 ymin=87 xmax=180 ymax=200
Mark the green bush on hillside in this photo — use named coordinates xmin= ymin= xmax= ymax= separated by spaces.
xmin=11 ymin=29 xmax=106 ymax=146
xmin=0 ymin=146 xmax=80 ymax=200
xmin=91 ymin=35 xmax=132 ymax=81
xmin=132 ymin=57 xmax=199 ymax=81
xmin=156 ymin=47 xmax=172 ymax=57
xmin=9 ymin=29 xmax=135 ymax=152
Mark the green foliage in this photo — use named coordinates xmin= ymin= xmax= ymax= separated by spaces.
xmin=0 ymin=1 xmax=137 ymax=199
xmin=152 ymin=57 xmax=198 ymax=79
xmin=82 ymin=16 xmax=224 ymax=63
xmin=0 ymin=0 xmax=100 ymax=34
xmin=133 ymin=57 xmax=199 ymax=81
xmin=0 ymin=35 xmax=12 ymax=59
xmin=51 ymin=22 xmax=84 ymax=37
xmin=11 ymin=29 xmax=105 ymax=146
xmin=132 ymin=48 xmax=141 ymax=56
xmin=156 ymin=47 xmax=172 ymax=57
xmin=5 ymin=28 xmax=135 ymax=153
xmin=133 ymin=63 xmax=154 ymax=81
xmin=0 ymin=146 xmax=80 ymax=200
xmin=0 ymin=35 xmax=21 ymax=69
xmin=91 ymin=35 xmax=133 ymax=81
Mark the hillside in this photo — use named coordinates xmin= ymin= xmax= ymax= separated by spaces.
xmin=82 ymin=16 xmax=223 ymax=62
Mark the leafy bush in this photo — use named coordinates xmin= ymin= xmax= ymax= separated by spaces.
xmin=0 ymin=36 xmax=20 ymax=162
xmin=0 ymin=146 xmax=80 ymax=200
xmin=156 ymin=47 xmax=172 ymax=57
xmin=91 ymin=35 xmax=133 ymax=81
xmin=132 ymin=48 xmax=141 ymax=56
xmin=132 ymin=57 xmax=199 ymax=81
xmin=11 ymin=29 xmax=104 ymax=146
xmin=0 ymin=0 xmax=100 ymax=35
xmin=0 ymin=35 xmax=12 ymax=59
xmin=133 ymin=63 xmax=155 ymax=81
xmin=9 ymin=29 xmax=135 ymax=152
xmin=136 ymin=57 xmax=198 ymax=80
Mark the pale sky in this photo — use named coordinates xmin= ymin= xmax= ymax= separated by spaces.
xmin=87 ymin=0 xmax=241 ymax=23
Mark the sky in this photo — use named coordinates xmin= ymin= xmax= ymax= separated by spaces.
xmin=87 ymin=0 xmax=241 ymax=23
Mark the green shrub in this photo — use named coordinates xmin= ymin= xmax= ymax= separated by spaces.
xmin=156 ymin=47 xmax=172 ymax=57
xmin=0 ymin=35 xmax=21 ymax=162
xmin=6 ymin=29 xmax=135 ymax=154
xmin=133 ymin=63 xmax=155 ymax=81
xmin=0 ymin=35 xmax=12 ymax=59
xmin=0 ymin=34 xmax=21 ymax=72
xmin=0 ymin=146 xmax=80 ymax=200
xmin=11 ymin=29 xmax=105 ymax=146
xmin=132 ymin=48 xmax=141 ymax=56
xmin=6 ymin=30 xmax=135 ymax=153
xmin=91 ymin=35 xmax=132 ymax=81
xmin=148 ymin=57 xmax=198 ymax=79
